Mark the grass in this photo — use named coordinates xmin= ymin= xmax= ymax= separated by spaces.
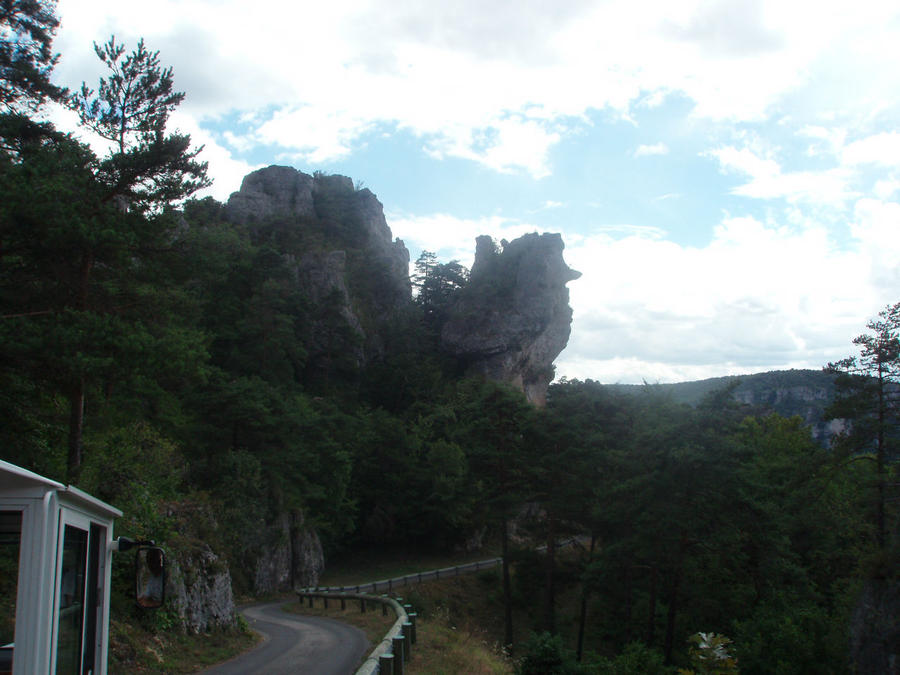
xmin=108 ymin=616 xmax=259 ymax=673
xmin=405 ymin=606 xmax=512 ymax=675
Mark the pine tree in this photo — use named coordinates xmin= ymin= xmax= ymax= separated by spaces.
xmin=826 ymin=301 xmax=900 ymax=549
xmin=0 ymin=0 xmax=64 ymax=112
xmin=1 ymin=35 xmax=210 ymax=479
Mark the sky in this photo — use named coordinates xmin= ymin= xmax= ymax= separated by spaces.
xmin=48 ymin=0 xmax=900 ymax=384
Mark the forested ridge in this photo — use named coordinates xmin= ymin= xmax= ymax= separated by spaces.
xmin=2 ymin=3 xmax=899 ymax=673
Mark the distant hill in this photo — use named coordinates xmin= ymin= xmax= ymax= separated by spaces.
xmin=605 ymin=369 xmax=845 ymax=443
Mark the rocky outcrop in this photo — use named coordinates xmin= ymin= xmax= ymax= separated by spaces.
xmin=223 ymin=166 xmax=411 ymax=366
xmin=294 ymin=250 xmax=366 ymax=369
xmin=729 ymin=374 xmax=845 ymax=443
xmin=441 ymin=233 xmax=580 ymax=406
xmin=253 ymin=510 xmax=324 ymax=594
xmin=224 ymin=166 xmax=409 ymax=308
xmin=168 ymin=544 xmax=236 ymax=633
xmin=224 ymin=165 xmax=315 ymax=223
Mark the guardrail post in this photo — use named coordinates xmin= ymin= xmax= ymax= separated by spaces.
xmin=323 ymin=596 xmax=328 ymax=609
xmin=379 ymin=653 xmax=394 ymax=673
xmin=307 ymin=595 xmax=313 ymax=608
xmin=408 ymin=612 xmax=417 ymax=644
xmin=392 ymin=636 xmax=405 ymax=674
xmin=402 ymin=622 xmax=413 ymax=660
xmin=360 ymin=597 xmax=366 ymax=613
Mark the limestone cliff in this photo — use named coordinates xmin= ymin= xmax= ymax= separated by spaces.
xmin=167 ymin=544 xmax=236 ymax=633
xmin=252 ymin=510 xmax=324 ymax=594
xmin=224 ymin=166 xmax=411 ymax=368
xmin=441 ymin=233 xmax=580 ymax=406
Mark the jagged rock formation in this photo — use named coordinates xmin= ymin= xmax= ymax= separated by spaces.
xmin=441 ymin=233 xmax=580 ymax=406
xmin=224 ymin=165 xmax=315 ymax=223
xmin=253 ymin=510 xmax=324 ymax=594
xmin=224 ymin=166 xmax=411 ymax=366
xmin=295 ymin=250 xmax=366 ymax=368
xmin=168 ymin=544 xmax=236 ymax=633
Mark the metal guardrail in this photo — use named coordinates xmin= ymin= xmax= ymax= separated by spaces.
xmin=295 ymin=538 xmax=580 ymax=674
xmin=299 ymin=556 xmax=503 ymax=596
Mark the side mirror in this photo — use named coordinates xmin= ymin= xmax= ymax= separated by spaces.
xmin=135 ymin=546 xmax=166 ymax=609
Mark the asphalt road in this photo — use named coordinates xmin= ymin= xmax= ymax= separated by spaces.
xmin=200 ymin=601 xmax=369 ymax=675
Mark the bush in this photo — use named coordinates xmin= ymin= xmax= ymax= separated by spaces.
xmin=516 ymin=632 xmax=584 ymax=675
xmin=595 ymin=642 xmax=669 ymax=675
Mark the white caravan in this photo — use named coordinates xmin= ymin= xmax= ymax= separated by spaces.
xmin=0 ymin=459 xmax=165 ymax=675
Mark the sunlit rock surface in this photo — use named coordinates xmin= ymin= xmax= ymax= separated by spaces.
xmin=441 ymin=233 xmax=580 ymax=406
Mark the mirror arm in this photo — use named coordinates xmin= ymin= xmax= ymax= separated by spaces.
xmin=112 ymin=536 xmax=155 ymax=552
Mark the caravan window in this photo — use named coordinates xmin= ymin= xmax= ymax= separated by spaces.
xmin=0 ymin=511 xmax=21 ymax=646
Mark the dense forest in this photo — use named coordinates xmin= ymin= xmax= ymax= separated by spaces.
xmin=2 ymin=3 xmax=899 ymax=673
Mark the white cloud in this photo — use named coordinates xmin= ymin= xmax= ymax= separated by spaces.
xmin=634 ymin=142 xmax=669 ymax=157
xmin=554 ymin=212 xmax=897 ymax=383
xmin=168 ymin=112 xmax=261 ymax=202
xmin=873 ymin=178 xmax=900 ymax=200
xmin=388 ymin=212 xmax=540 ymax=267
xmin=53 ymin=0 xmax=900 ymax=179
xmin=422 ymin=116 xmax=561 ymax=178
xmin=256 ymin=107 xmax=376 ymax=164
xmin=708 ymin=145 xmax=856 ymax=207
xmin=842 ymin=132 xmax=900 ymax=168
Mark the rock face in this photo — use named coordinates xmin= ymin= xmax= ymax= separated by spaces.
xmin=225 ymin=166 xmax=409 ymax=308
xmin=224 ymin=165 xmax=315 ymax=223
xmin=168 ymin=544 xmax=236 ymax=633
xmin=295 ymin=250 xmax=366 ymax=368
xmin=441 ymin=233 xmax=580 ymax=406
xmin=728 ymin=373 xmax=845 ymax=443
xmin=224 ymin=166 xmax=411 ymax=366
xmin=252 ymin=510 xmax=324 ymax=594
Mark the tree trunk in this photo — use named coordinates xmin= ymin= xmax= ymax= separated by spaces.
xmin=646 ymin=565 xmax=658 ymax=646
xmin=66 ymin=377 xmax=85 ymax=481
xmin=876 ymin=362 xmax=886 ymax=549
xmin=664 ymin=535 xmax=687 ymax=664
xmin=663 ymin=578 xmax=681 ymax=664
xmin=501 ymin=517 xmax=514 ymax=651
xmin=576 ymin=533 xmax=597 ymax=662
xmin=544 ymin=513 xmax=557 ymax=633
xmin=67 ymin=253 xmax=93 ymax=481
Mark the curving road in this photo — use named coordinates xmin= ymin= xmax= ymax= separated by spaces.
xmin=200 ymin=601 xmax=369 ymax=675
